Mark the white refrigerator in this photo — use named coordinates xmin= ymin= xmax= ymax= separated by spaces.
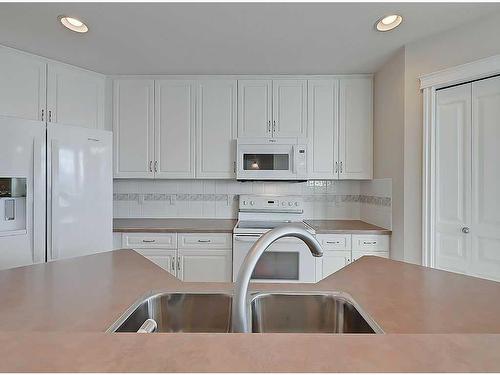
xmin=0 ymin=118 xmax=112 ymax=269
xmin=0 ymin=117 xmax=46 ymax=269
xmin=47 ymin=123 xmax=112 ymax=261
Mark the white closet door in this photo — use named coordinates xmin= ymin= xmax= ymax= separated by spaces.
xmin=155 ymin=80 xmax=196 ymax=178
xmin=470 ymin=76 xmax=500 ymax=281
xmin=434 ymin=84 xmax=472 ymax=274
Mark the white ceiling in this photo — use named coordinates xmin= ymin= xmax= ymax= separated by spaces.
xmin=0 ymin=3 xmax=499 ymax=75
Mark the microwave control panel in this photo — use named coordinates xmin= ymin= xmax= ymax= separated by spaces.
xmin=295 ymin=144 xmax=307 ymax=177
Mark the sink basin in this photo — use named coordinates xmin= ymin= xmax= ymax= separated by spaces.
xmin=250 ymin=292 xmax=382 ymax=333
xmin=108 ymin=292 xmax=232 ymax=333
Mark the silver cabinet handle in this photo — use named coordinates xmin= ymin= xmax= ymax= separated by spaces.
xmin=363 ymin=241 xmax=377 ymax=245
xmin=149 ymin=161 xmax=153 ymax=172
xmin=340 ymin=161 xmax=343 ymax=173
xmin=154 ymin=161 xmax=158 ymax=173
xmin=273 ymin=120 xmax=276 ymax=133
xmin=48 ymin=110 xmax=52 ymax=122
xmin=334 ymin=162 xmax=338 ymax=173
xmin=326 ymin=241 xmax=341 ymax=244
xmin=197 ymin=239 xmax=211 ymax=243
xmin=267 ymin=120 xmax=271 ymax=133
xmin=41 ymin=109 xmax=45 ymax=122
xmin=177 ymin=257 xmax=181 ymax=271
xmin=461 ymin=227 xmax=470 ymax=234
xmin=233 ymin=161 xmax=236 ymax=174
xmin=171 ymin=256 xmax=176 ymax=272
xmin=142 ymin=239 xmax=156 ymax=243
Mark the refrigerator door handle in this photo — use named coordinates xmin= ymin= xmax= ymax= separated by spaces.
xmin=50 ymin=139 xmax=59 ymax=260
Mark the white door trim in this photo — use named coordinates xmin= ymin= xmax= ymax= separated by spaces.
xmin=420 ymin=53 xmax=500 ymax=267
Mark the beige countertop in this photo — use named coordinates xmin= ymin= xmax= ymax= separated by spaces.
xmin=113 ymin=218 xmax=237 ymax=233
xmin=305 ymin=219 xmax=392 ymax=234
xmin=0 ymin=250 xmax=499 ymax=371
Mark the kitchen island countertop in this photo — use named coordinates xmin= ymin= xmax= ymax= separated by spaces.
xmin=0 ymin=249 xmax=499 ymax=371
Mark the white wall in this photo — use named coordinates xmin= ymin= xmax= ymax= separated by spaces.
xmin=373 ymin=47 xmax=405 ymax=260
xmin=373 ymin=12 xmax=500 ymax=264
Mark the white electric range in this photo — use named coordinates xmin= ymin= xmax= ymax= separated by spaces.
xmin=232 ymin=195 xmax=317 ymax=283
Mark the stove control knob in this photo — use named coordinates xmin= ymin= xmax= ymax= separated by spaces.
xmin=282 ymin=202 xmax=286 ymax=206
xmin=242 ymin=200 xmax=247 ymax=206
xmin=250 ymin=201 xmax=255 ymax=206
xmin=288 ymin=202 xmax=293 ymax=206
xmin=294 ymin=202 xmax=299 ymax=206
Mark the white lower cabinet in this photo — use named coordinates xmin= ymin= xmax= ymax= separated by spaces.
xmin=177 ymin=249 xmax=232 ymax=282
xmin=120 ymin=232 xmax=232 ymax=282
xmin=136 ymin=249 xmax=177 ymax=277
xmin=316 ymin=234 xmax=390 ymax=280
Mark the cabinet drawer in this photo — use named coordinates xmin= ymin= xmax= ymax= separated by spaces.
xmin=178 ymin=233 xmax=232 ymax=249
xmin=316 ymin=234 xmax=351 ymax=251
xmin=352 ymin=235 xmax=389 ymax=252
xmin=122 ymin=233 xmax=177 ymax=249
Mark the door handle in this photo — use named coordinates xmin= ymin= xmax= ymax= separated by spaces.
xmin=340 ymin=161 xmax=343 ymax=173
xmin=273 ymin=120 xmax=276 ymax=134
xmin=461 ymin=227 xmax=470 ymax=234
xmin=48 ymin=110 xmax=52 ymax=122
xmin=267 ymin=120 xmax=271 ymax=133
xmin=149 ymin=161 xmax=153 ymax=172
xmin=177 ymin=256 xmax=181 ymax=271
xmin=334 ymin=162 xmax=338 ymax=173
xmin=197 ymin=239 xmax=211 ymax=243
xmin=142 ymin=239 xmax=156 ymax=243
xmin=154 ymin=161 xmax=158 ymax=173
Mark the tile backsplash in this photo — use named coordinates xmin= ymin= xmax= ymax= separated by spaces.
xmin=113 ymin=179 xmax=392 ymax=229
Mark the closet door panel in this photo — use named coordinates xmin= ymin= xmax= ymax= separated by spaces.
xmin=470 ymin=76 xmax=500 ymax=281
xmin=434 ymin=84 xmax=472 ymax=274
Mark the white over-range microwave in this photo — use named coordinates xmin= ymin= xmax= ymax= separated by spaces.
xmin=236 ymin=138 xmax=307 ymax=180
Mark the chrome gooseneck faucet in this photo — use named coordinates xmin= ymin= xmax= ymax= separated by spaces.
xmin=232 ymin=223 xmax=323 ymax=333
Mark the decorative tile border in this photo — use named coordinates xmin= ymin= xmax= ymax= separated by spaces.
xmin=114 ymin=193 xmax=391 ymax=207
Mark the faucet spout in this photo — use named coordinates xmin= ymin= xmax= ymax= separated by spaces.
xmin=232 ymin=223 xmax=323 ymax=333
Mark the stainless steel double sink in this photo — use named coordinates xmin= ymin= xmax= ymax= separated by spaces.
xmin=107 ymin=291 xmax=383 ymax=334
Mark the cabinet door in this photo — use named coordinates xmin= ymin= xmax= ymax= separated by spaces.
xmin=113 ymin=79 xmax=155 ymax=178
xmin=307 ymin=79 xmax=338 ymax=179
xmin=318 ymin=251 xmax=351 ymax=280
xmin=338 ymin=77 xmax=373 ymax=179
xmin=196 ymin=80 xmax=237 ymax=178
xmin=0 ymin=47 xmax=46 ymax=121
xmin=155 ymin=80 xmax=195 ymax=178
xmin=273 ymin=79 xmax=307 ymax=137
xmin=178 ymin=249 xmax=232 ymax=282
xmin=470 ymin=76 xmax=500 ymax=282
xmin=135 ymin=249 xmax=177 ymax=277
xmin=237 ymin=79 xmax=272 ymax=137
xmin=47 ymin=63 xmax=105 ymax=129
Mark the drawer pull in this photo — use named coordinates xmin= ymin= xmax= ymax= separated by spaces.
xmin=326 ymin=241 xmax=341 ymax=244
xmin=363 ymin=241 xmax=377 ymax=245
xmin=197 ymin=239 xmax=211 ymax=243
xmin=142 ymin=239 xmax=156 ymax=243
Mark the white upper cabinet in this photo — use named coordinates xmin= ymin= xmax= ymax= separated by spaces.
xmin=113 ymin=79 xmax=155 ymax=178
xmin=0 ymin=46 xmax=46 ymax=122
xmin=155 ymin=80 xmax=196 ymax=178
xmin=238 ymin=79 xmax=307 ymax=138
xmin=338 ymin=77 xmax=373 ymax=179
xmin=196 ymin=79 xmax=237 ymax=178
xmin=307 ymin=79 xmax=338 ymax=179
xmin=47 ymin=63 xmax=105 ymax=129
xmin=238 ymin=79 xmax=272 ymax=137
xmin=272 ymin=79 xmax=307 ymax=137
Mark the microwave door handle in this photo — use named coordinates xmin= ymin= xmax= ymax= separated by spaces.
xmin=292 ymin=146 xmax=297 ymax=174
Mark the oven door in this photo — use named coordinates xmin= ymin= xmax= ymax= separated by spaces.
xmin=236 ymin=143 xmax=296 ymax=180
xmin=233 ymin=234 xmax=317 ymax=283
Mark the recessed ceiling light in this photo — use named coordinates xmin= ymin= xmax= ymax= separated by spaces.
xmin=59 ymin=15 xmax=88 ymax=33
xmin=376 ymin=14 xmax=403 ymax=32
